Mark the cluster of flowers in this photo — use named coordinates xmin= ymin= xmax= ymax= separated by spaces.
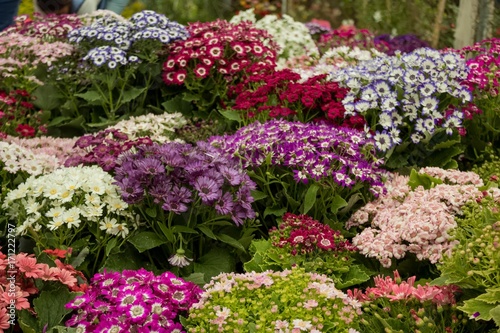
xmin=346 ymin=168 xmax=485 ymax=267
xmin=0 ymin=90 xmax=47 ymax=138
xmin=66 ymin=268 xmax=202 ymax=332
xmin=3 ymin=165 xmax=133 ymax=237
xmin=0 ymin=13 xmax=82 ymax=40
xmin=317 ymin=25 xmax=380 ymax=54
xmin=272 ymin=213 xmax=356 ymax=255
xmin=64 ymin=129 xmax=152 ymax=172
xmin=4 ymin=135 xmax=79 ymax=165
xmin=227 ymin=69 xmax=357 ymax=125
xmin=109 ymin=112 xmax=188 ymax=143
xmin=305 ymin=21 xmax=332 ymax=38
xmin=374 ymin=34 xmax=430 ymax=55
xmin=162 ymin=19 xmax=277 ymax=85
xmin=230 ymin=8 xmax=319 ymax=65
xmin=114 ymin=142 xmax=256 ymax=225
xmin=461 ymin=38 xmax=500 ymax=94
xmin=68 ymin=10 xmax=189 ymax=67
xmin=185 ymin=268 xmax=362 ymax=333
xmin=0 ymin=248 xmax=86 ymax=330
xmin=349 ymin=271 xmax=465 ymax=333
xmin=0 ymin=141 xmax=59 ymax=176
xmin=331 ymin=48 xmax=474 ymax=152
xmin=209 ymin=120 xmax=386 ymax=196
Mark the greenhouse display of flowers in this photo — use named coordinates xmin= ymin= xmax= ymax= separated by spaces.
xmin=1 ymin=5 xmax=500 ymax=333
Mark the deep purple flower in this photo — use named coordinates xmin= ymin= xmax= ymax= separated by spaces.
xmin=136 ymin=157 xmax=165 ymax=176
xmin=193 ymin=176 xmax=221 ymax=203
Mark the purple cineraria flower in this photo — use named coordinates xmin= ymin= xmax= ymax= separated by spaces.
xmin=209 ymin=119 xmax=387 ymax=197
xmin=192 ymin=176 xmax=221 ymax=203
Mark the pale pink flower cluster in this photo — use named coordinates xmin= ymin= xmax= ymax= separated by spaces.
xmin=349 ymin=270 xmax=459 ymax=306
xmin=0 ymin=141 xmax=60 ymax=175
xmin=346 ymin=169 xmax=484 ymax=267
xmin=5 ymin=135 xmax=82 ymax=166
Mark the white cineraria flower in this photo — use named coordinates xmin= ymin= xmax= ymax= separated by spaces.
xmin=3 ymin=165 xmax=134 ymax=238
xmin=168 ymin=248 xmax=193 ymax=267
xmin=0 ymin=141 xmax=60 ymax=176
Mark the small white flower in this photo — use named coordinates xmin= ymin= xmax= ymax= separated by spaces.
xmin=168 ymin=249 xmax=193 ymax=267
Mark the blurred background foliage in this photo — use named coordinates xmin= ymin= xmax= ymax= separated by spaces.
xmin=17 ymin=0 xmax=500 ymax=48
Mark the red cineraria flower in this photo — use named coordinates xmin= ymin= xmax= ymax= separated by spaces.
xmin=15 ymin=124 xmax=36 ymax=137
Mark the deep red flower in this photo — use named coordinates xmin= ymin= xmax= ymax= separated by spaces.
xmin=15 ymin=124 xmax=36 ymax=137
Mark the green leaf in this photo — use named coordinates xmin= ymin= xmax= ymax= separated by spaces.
xmin=18 ymin=309 xmax=39 ymax=333
xmin=121 ymin=87 xmax=147 ymax=104
xmin=157 ymin=223 xmax=175 ymax=242
xmin=162 ymin=94 xmax=193 ymax=115
xmin=128 ymin=231 xmax=166 ymax=253
xmin=250 ymin=190 xmax=268 ymax=201
xmin=48 ymin=116 xmax=71 ymax=127
xmin=336 ymin=264 xmax=372 ymax=289
xmin=102 ymin=244 xmax=143 ymax=272
xmin=145 ymin=207 xmax=157 ymax=218
xmin=193 ymin=247 xmax=236 ymax=282
xmin=172 ymin=225 xmax=199 ymax=234
xmin=105 ymin=238 xmax=118 ymax=257
xmin=216 ymin=234 xmax=246 ymax=252
xmin=197 ymin=225 xmax=217 ymax=240
xmin=75 ymin=90 xmax=102 ymax=104
xmin=458 ymin=298 xmax=496 ymax=321
xmin=69 ymin=247 xmax=89 ymax=269
xmin=182 ymin=272 xmax=206 ymax=286
xmin=301 ymin=184 xmax=319 ymax=214
xmin=330 ymin=195 xmax=348 ymax=214
xmin=33 ymin=287 xmax=76 ymax=330
xmin=476 ymin=288 xmax=500 ymax=304
xmin=490 ymin=305 xmax=500 ymax=329
xmin=408 ymin=168 xmax=443 ymax=190
xmin=264 ymin=206 xmax=287 ymax=218
xmin=219 ymin=109 xmax=242 ymax=122
xmin=32 ymin=84 xmax=63 ymax=110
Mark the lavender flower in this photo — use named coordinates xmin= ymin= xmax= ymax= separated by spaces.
xmin=114 ymin=142 xmax=256 ymax=225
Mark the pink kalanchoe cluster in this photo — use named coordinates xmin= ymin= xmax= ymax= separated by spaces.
xmin=346 ymin=168 xmax=485 ymax=267
xmin=1 ymin=13 xmax=82 ymax=40
xmin=272 ymin=212 xmax=356 ymax=255
xmin=0 ymin=248 xmax=87 ymax=317
xmin=64 ymin=128 xmax=153 ymax=172
xmin=66 ymin=268 xmax=202 ymax=333
xmin=461 ymin=38 xmax=500 ymax=95
xmin=162 ymin=19 xmax=277 ymax=85
xmin=349 ymin=270 xmax=459 ymax=305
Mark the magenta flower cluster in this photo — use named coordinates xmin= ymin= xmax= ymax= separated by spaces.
xmin=66 ymin=268 xmax=202 ymax=333
xmin=64 ymin=128 xmax=153 ymax=172
xmin=209 ymin=120 xmax=386 ymax=196
xmin=1 ymin=13 xmax=82 ymax=40
xmin=461 ymin=38 xmax=500 ymax=95
xmin=162 ymin=19 xmax=277 ymax=85
xmin=113 ymin=141 xmax=256 ymax=225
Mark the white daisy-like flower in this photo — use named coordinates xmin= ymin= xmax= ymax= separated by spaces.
xmin=168 ymin=248 xmax=193 ymax=267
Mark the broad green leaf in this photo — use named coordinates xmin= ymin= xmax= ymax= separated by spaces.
xmin=264 ymin=206 xmax=287 ymax=218
xmin=101 ymin=245 xmax=143 ymax=272
xmin=301 ymin=183 xmax=319 ymax=214
xmin=219 ymin=109 xmax=241 ymax=122
xmin=18 ymin=309 xmax=39 ymax=333
xmin=128 ymin=231 xmax=166 ymax=253
xmin=182 ymin=272 xmax=206 ymax=286
xmin=250 ymin=190 xmax=268 ymax=201
xmin=33 ymin=287 xmax=76 ymax=330
xmin=197 ymin=225 xmax=217 ymax=240
xmin=48 ymin=116 xmax=71 ymax=127
xmin=157 ymin=223 xmax=175 ymax=242
xmin=476 ymin=289 xmax=500 ymax=304
xmin=121 ymin=87 xmax=146 ymax=104
xmin=105 ymin=238 xmax=118 ymax=257
xmin=458 ymin=298 xmax=496 ymax=321
xmin=69 ymin=247 xmax=89 ymax=269
xmin=490 ymin=305 xmax=500 ymax=329
xmin=216 ymin=234 xmax=246 ymax=252
xmin=408 ymin=168 xmax=443 ymax=190
xmin=193 ymin=247 xmax=236 ymax=282
xmin=172 ymin=225 xmax=198 ymax=234
xmin=162 ymin=95 xmax=193 ymax=115
xmin=145 ymin=207 xmax=157 ymax=218
xmin=33 ymin=84 xmax=63 ymax=110
xmin=330 ymin=195 xmax=348 ymax=214
xmin=75 ymin=90 xmax=102 ymax=103
xmin=336 ymin=264 xmax=372 ymax=289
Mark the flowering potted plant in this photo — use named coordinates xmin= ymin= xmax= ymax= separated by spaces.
xmin=113 ymin=141 xmax=257 ymax=281
xmin=331 ymin=47 xmax=476 ymax=170
xmin=245 ymin=212 xmax=372 ymax=289
xmin=2 ymin=165 xmax=135 ymax=276
xmin=0 ymin=247 xmax=87 ymax=333
xmin=209 ymin=119 xmax=387 ymax=230
xmin=184 ymin=267 xmax=362 ymax=333
xmin=65 ymin=268 xmax=201 ymax=332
